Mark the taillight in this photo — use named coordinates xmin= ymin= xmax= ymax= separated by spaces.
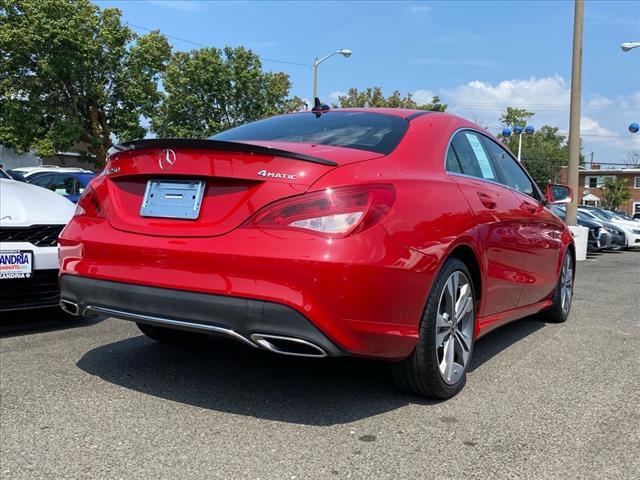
xmin=74 ymin=184 xmax=104 ymax=218
xmin=244 ymin=184 xmax=395 ymax=237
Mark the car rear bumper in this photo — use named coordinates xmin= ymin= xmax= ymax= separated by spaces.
xmin=59 ymin=218 xmax=434 ymax=359
xmin=60 ymin=275 xmax=344 ymax=357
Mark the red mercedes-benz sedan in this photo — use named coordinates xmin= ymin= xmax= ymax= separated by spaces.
xmin=58 ymin=109 xmax=575 ymax=398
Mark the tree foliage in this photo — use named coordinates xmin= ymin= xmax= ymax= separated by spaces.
xmin=499 ymin=107 xmax=534 ymax=128
xmin=151 ymin=47 xmax=305 ymax=138
xmin=0 ymin=0 xmax=171 ymax=164
xmin=334 ymin=87 xmax=447 ymax=112
xmin=601 ymin=178 xmax=632 ymax=210
xmin=498 ymin=108 xmax=573 ymax=188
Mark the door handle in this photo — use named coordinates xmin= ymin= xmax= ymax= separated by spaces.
xmin=477 ymin=192 xmax=497 ymax=209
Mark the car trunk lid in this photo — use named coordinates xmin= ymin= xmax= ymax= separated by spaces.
xmin=99 ymin=139 xmax=383 ymax=238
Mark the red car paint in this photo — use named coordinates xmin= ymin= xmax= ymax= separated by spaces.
xmin=58 ymin=110 xmax=573 ymax=359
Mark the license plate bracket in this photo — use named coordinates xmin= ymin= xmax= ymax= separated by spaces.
xmin=140 ymin=180 xmax=206 ymax=220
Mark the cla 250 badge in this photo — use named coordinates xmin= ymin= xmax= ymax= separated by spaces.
xmin=257 ymin=169 xmax=297 ymax=180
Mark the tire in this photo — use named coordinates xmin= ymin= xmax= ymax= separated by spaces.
xmin=391 ymin=258 xmax=476 ymax=399
xmin=539 ymin=250 xmax=574 ymax=323
xmin=136 ymin=322 xmax=204 ymax=344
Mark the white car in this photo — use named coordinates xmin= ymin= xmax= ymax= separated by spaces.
xmin=578 ymin=207 xmax=640 ymax=248
xmin=0 ymin=172 xmax=76 ymax=311
xmin=12 ymin=165 xmax=94 ymax=179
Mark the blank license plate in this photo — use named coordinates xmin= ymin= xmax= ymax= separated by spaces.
xmin=140 ymin=180 xmax=205 ymax=220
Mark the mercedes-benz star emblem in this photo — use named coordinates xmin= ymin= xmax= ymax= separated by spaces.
xmin=159 ymin=149 xmax=177 ymax=170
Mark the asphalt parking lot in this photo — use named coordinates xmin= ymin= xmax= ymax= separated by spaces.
xmin=1 ymin=251 xmax=639 ymax=480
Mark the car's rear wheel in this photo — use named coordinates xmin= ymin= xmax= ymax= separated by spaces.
xmin=391 ymin=258 xmax=476 ymax=399
xmin=136 ymin=322 xmax=204 ymax=344
xmin=539 ymin=250 xmax=574 ymax=323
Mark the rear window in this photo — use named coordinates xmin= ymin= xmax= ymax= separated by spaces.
xmin=211 ymin=111 xmax=408 ymax=155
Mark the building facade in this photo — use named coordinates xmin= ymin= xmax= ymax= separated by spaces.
xmin=559 ymin=166 xmax=640 ymax=217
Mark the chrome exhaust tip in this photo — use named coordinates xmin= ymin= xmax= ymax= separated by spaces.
xmin=250 ymin=334 xmax=327 ymax=358
xmin=60 ymin=299 xmax=80 ymax=316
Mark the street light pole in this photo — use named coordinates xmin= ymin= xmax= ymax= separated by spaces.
xmin=501 ymin=125 xmax=534 ymax=162
xmin=566 ymin=0 xmax=584 ymax=227
xmin=312 ymin=49 xmax=352 ymax=101
xmin=517 ymin=130 xmax=524 ymax=162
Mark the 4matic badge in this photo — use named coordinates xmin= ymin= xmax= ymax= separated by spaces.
xmin=257 ymin=169 xmax=297 ymax=181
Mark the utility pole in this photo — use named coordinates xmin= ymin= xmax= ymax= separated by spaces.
xmin=566 ymin=0 xmax=584 ymax=226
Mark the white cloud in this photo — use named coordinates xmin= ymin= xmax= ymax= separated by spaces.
xmin=412 ymin=89 xmax=435 ymax=105
xmin=586 ymin=95 xmax=614 ymax=109
xmin=580 ymin=116 xmax=618 ymax=140
xmin=442 ymin=76 xmax=570 ymax=117
xmin=434 ymin=76 xmax=639 ymax=163
xmin=146 ymin=1 xmax=205 ymax=12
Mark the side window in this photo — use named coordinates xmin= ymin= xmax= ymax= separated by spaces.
xmin=445 ymin=146 xmax=463 ymax=173
xmin=30 ymin=174 xmax=54 ymax=189
xmin=482 ymin=137 xmax=537 ymax=199
xmin=450 ymin=131 xmax=498 ymax=181
xmin=51 ymin=174 xmax=76 ymax=195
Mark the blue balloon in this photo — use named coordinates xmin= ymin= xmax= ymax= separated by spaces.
xmin=525 ymin=125 xmax=535 ymax=134
xmin=513 ymin=125 xmax=524 ymax=134
xmin=502 ymin=128 xmax=512 ymax=137
xmin=630 ymin=123 xmax=639 ymax=134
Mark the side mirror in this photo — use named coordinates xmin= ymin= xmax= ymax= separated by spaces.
xmin=546 ymin=183 xmax=572 ymax=204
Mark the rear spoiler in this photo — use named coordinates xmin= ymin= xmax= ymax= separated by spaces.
xmin=107 ymin=138 xmax=338 ymax=167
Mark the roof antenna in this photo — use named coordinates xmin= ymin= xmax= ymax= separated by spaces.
xmin=311 ymin=97 xmax=330 ymax=117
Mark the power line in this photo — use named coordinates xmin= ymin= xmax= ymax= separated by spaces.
xmin=126 ymin=22 xmax=312 ymax=67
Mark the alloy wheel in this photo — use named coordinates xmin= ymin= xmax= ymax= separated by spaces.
xmin=561 ymin=254 xmax=574 ymax=315
xmin=436 ymin=271 xmax=475 ymax=385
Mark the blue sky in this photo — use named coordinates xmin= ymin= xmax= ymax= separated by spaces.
xmin=96 ymin=0 xmax=640 ymax=164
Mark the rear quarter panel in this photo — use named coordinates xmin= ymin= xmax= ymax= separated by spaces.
xmin=309 ymin=114 xmax=483 ymax=308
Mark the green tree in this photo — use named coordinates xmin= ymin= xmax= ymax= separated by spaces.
xmin=151 ymin=47 xmax=305 ymax=138
xmin=498 ymin=108 xmax=573 ymax=188
xmin=601 ymin=178 xmax=632 ymax=210
xmin=499 ymin=107 xmax=534 ymax=129
xmin=334 ymin=87 xmax=447 ymax=112
xmin=0 ymin=0 xmax=171 ymax=164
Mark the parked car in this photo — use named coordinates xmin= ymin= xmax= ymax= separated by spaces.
xmin=4 ymin=169 xmax=28 ymax=182
xmin=12 ymin=165 xmax=93 ymax=178
xmin=58 ymin=109 xmax=575 ymax=399
xmin=609 ymin=210 xmax=639 ymax=223
xmin=550 ymin=206 xmax=618 ymax=251
xmin=27 ymin=171 xmax=96 ymax=203
xmin=0 ymin=170 xmax=75 ymax=311
xmin=578 ymin=206 xmax=640 ymax=248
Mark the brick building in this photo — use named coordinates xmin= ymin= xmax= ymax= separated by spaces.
xmin=559 ymin=166 xmax=640 ymax=217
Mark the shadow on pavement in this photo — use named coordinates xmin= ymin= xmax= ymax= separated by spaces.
xmin=468 ymin=315 xmax=545 ymax=372
xmin=76 ymin=314 xmax=545 ymax=426
xmin=0 ymin=308 xmax=104 ymax=337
